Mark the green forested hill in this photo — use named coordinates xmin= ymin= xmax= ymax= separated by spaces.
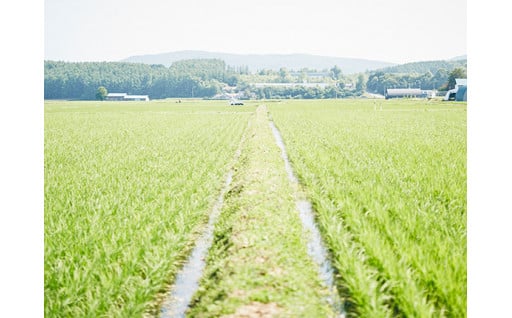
xmin=44 ymin=60 xmax=226 ymax=100
xmin=376 ymin=59 xmax=467 ymax=74
xmin=365 ymin=59 xmax=467 ymax=94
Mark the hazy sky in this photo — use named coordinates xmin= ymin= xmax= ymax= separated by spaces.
xmin=45 ymin=0 xmax=466 ymax=64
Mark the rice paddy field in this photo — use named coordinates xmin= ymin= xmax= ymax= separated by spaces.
xmin=270 ymin=99 xmax=466 ymax=317
xmin=44 ymin=98 xmax=466 ymax=317
xmin=44 ymin=100 xmax=254 ymax=316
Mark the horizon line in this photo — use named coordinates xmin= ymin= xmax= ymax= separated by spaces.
xmin=45 ymin=49 xmax=467 ymax=66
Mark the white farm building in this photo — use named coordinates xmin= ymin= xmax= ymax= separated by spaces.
xmin=385 ymin=88 xmax=436 ymax=99
xmin=106 ymin=93 xmax=149 ymax=101
xmin=444 ymin=79 xmax=467 ymax=101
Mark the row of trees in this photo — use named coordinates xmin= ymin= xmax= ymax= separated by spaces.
xmin=44 ymin=60 xmax=231 ymax=100
xmin=366 ymin=67 xmax=467 ymax=95
xmin=238 ymin=85 xmax=360 ymax=100
xmin=45 ymin=60 xmax=353 ymax=100
xmin=45 ymin=59 xmax=466 ymax=100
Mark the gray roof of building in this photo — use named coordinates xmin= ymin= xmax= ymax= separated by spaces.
xmin=106 ymin=93 xmax=127 ymax=97
xmin=124 ymin=95 xmax=149 ymax=98
xmin=386 ymin=88 xmax=423 ymax=95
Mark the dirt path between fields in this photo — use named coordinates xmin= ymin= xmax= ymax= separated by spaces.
xmin=158 ymin=105 xmax=344 ymax=317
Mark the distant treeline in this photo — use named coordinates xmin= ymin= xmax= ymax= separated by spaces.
xmin=366 ymin=60 xmax=467 ymax=95
xmin=44 ymin=59 xmax=232 ymax=100
xmin=239 ymin=85 xmax=359 ymax=100
xmin=44 ymin=58 xmax=466 ymax=100
xmin=366 ymin=61 xmax=467 ymax=94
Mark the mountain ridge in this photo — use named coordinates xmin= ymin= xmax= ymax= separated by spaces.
xmin=121 ymin=50 xmax=396 ymax=74
xmin=449 ymin=54 xmax=467 ymax=61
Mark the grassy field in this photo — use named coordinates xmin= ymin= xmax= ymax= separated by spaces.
xmin=45 ymin=98 xmax=466 ymax=317
xmin=44 ymin=100 xmax=253 ymax=316
xmin=270 ymin=99 xmax=466 ymax=317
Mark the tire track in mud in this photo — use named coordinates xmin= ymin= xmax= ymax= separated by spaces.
xmin=158 ymin=115 xmax=252 ymax=318
xmin=185 ymin=104 xmax=340 ymax=317
xmin=268 ymin=110 xmax=346 ymax=317
xmin=159 ymin=105 xmax=345 ymax=317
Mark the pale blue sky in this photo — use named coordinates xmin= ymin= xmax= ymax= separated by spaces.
xmin=45 ymin=0 xmax=466 ymax=64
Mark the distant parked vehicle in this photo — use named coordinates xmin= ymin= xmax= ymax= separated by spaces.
xmin=230 ymin=100 xmax=244 ymax=105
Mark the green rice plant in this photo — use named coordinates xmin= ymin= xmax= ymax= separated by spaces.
xmin=269 ymin=99 xmax=466 ymax=317
xmin=44 ymin=101 xmax=252 ymax=317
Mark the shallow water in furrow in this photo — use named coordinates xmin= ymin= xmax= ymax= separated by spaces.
xmin=159 ymin=172 xmax=234 ymax=318
xmin=269 ymin=119 xmax=346 ymax=317
xmin=159 ymin=118 xmax=249 ymax=318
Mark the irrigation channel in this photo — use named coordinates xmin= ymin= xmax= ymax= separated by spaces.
xmin=160 ymin=105 xmax=344 ymax=317
xmin=268 ymin=115 xmax=345 ymax=317
xmin=159 ymin=171 xmax=234 ymax=317
xmin=159 ymin=119 xmax=250 ymax=318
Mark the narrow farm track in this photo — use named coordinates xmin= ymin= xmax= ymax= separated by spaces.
xmin=185 ymin=105 xmax=339 ymax=317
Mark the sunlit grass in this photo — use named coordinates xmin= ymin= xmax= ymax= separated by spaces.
xmin=44 ymin=101 xmax=252 ymax=316
xmin=45 ymin=99 xmax=466 ymax=317
xmin=270 ymin=99 xmax=466 ymax=317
